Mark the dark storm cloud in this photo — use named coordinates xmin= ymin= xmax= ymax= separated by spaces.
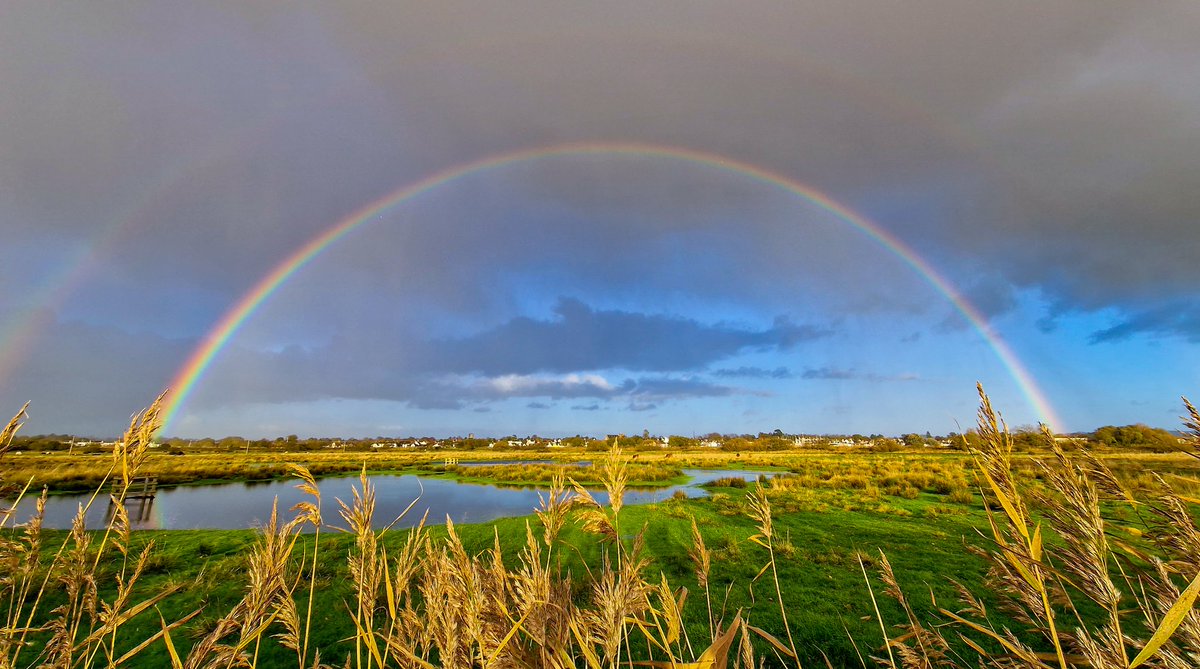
xmin=313 ymin=1 xmax=1200 ymax=343
xmin=421 ymin=298 xmax=830 ymax=375
xmin=913 ymin=8 xmax=1200 ymax=339
xmin=5 ymin=2 xmax=1194 ymax=334
xmin=6 ymin=4 xmax=1196 ymax=329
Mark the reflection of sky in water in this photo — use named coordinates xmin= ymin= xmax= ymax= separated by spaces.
xmin=452 ymin=459 xmax=589 ymax=467
xmin=6 ymin=469 xmax=774 ymax=530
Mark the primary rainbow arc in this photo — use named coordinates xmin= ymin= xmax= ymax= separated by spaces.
xmin=160 ymin=141 xmax=1063 ymax=434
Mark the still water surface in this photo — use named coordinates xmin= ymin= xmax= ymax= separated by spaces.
xmin=10 ymin=468 xmax=772 ymax=530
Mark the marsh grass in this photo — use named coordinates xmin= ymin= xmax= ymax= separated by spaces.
xmin=2 ymin=388 xmax=1199 ymax=668
xmin=871 ymin=385 xmax=1200 ymax=669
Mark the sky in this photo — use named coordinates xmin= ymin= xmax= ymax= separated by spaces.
xmin=1 ymin=2 xmax=1198 ymax=439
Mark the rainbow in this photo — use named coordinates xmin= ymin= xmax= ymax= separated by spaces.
xmin=0 ymin=132 xmax=257 ymax=388
xmin=159 ymin=141 xmax=1063 ymax=434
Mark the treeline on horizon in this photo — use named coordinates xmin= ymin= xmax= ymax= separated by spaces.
xmin=11 ymin=422 xmax=1184 ymax=454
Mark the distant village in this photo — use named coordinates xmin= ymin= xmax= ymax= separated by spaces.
xmin=7 ymin=422 xmax=1185 ymax=455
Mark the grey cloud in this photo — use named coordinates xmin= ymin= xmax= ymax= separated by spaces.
xmin=526 ymin=402 xmax=551 ymax=409
xmin=931 ymin=10 xmax=1200 ymax=337
xmin=406 ymin=395 xmax=465 ymax=411
xmin=422 ymin=298 xmax=830 ymax=375
xmin=954 ymin=280 xmax=1018 ymax=325
xmin=6 ymin=2 xmax=1180 ymax=335
xmin=713 ymin=366 xmax=793 ymax=379
xmin=571 ymin=404 xmax=601 ymax=411
xmin=803 ymin=367 xmax=857 ymax=381
xmin=0 ymin=315 xmax=188 ymax=436
xmin=460 ymin=375 xmax=737 ymax=405
xmin=627 ymin=377 xmax=738 ymax=399
xmin=802 ymin=367 xmax=919 ymax=383
xmin=1089 ymin=304 xmax=1200 ymax=344
xmin=188 ymin=320 xmax=749 ymax=411
xmin=475 ymin=375 xmax=632 ymax=401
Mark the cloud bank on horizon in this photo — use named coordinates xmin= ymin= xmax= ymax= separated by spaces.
xmin=1 ymin=2 xmax=1197 ymax=437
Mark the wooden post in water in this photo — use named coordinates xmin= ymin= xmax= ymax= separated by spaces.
xmin=106 ymin=477 xmax=158 ymax=526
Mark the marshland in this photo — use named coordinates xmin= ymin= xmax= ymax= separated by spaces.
xmin=2 ymin=389 xmax=1199 ymax=668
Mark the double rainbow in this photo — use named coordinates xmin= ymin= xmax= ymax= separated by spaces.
xmin=160 ymin=141 xmax=1062 ymax=434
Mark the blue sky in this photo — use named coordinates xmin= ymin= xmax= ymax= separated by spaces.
xmin=1 ymin=2 xmax=1197 ymax=438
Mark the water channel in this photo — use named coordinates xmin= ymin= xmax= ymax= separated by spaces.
xmin=8 ymin=468 xmax=774 ymax=531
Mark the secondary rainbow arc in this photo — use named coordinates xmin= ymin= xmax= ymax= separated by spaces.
xmin=159 ymin=141 xmax=1063 ymax=434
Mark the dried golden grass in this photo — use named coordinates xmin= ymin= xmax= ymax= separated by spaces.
xmin=874 ymin=385 xmax=1200 ymax=669
xmin=1 ymin=396 xmax=190 ymax=669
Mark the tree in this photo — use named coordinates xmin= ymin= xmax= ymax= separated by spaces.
xmin=720 ymin=437 xmax=754 ymax=452
xmin=668 ymin=435 xmax=697 ymax=449
xmin=872 ymin=437 xmax=903 ymax=452
xmin=1091 ymin=424 xmax=1180 ymax=451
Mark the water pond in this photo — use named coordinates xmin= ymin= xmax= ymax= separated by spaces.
xmin=8 ymin=468 xmax=774 ymax=530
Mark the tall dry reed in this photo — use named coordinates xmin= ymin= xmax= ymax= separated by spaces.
xmin=872 ymin=384 xmax=1200 ymax=669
